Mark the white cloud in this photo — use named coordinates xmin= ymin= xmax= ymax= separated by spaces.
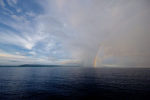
xmin=25 ymin=11 xmax=36 ymax=17
xmin=0 ymin=51 xmax=58 ymax=65
xmin=29 ymin=51 xmax=36 ymax=56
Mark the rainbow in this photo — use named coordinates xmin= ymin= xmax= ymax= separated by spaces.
xmin=93 ymin=46 xmax=101 ymax=67
xmin=93 ymin=54 xmax=98 ymax=67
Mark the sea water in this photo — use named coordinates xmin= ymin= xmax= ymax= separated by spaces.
xmin=0 ymin=67 xmax=150 ymax=100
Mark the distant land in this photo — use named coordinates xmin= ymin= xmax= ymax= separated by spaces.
xmin=0 ymin=65 xmax=149 ymax=68
xmin=0 ymin=64 xmax=80 ymax=67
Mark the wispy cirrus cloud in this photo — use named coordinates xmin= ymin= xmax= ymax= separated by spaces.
xmin=7 ymin=0 xmax=18 ymax=7
xmin=0 ymin=0 xmax=72 ymax=65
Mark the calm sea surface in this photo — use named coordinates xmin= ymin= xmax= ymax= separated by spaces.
xmin=0 ymin=67 xmax=150 ymax=100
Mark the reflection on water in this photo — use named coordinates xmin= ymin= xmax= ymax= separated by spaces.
xmin=0 ymin=67 xmax=150 ymax=100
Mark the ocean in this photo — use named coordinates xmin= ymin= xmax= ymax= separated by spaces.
xmin=0 ymin=67 xmax=150 ymax=100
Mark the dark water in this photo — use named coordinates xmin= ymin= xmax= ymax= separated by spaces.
xmin=0 ymin=67 xmax=150 ymax=100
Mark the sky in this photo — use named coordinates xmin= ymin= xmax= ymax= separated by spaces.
xmin=0 ymin=0 xmax=150 ymax=67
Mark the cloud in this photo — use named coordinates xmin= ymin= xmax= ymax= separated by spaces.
xmin=0 ymin=1 xmax=70 ymax=65
xmin=6 ymin=0 xmax=17 ymax=7
xmin=47 ymin=0 xmax=150 ymax=67
xmin=25 ymin=11 xmax=36 ymax=17
xmin=0 ymin=50 xmax=58 ymax=65
xmin=12 ymin=0 xmax=17 ymax=4
xmin=0 ymin=31 xmax=33 ymax=50
xmin=0 ymin=0 xmax=150 ymax=67
xmin=28 ymin=51 xmax=36 ymax=56
xmin=0 ymin=0 xmax=5 ymax=7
